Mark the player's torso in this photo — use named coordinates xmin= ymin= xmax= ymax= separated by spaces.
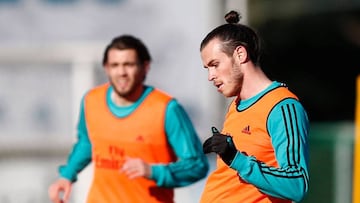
xmin=84 ymin=84 xmax=175 ymax=203
xmin=201 ymin=86 xmax=296 ymax=203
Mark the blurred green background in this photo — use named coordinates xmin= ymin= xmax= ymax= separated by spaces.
xmin=304 ymin=122 xmax=354 ymax=203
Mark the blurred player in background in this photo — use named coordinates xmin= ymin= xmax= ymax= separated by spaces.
xmin=48 ymin=34 xmax=209 ymax=203
xmin=200 ymin=10 xmax=310 ymax=203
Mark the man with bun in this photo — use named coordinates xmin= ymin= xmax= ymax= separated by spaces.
xmin=200 ymin=10 xmax=310 ymax=203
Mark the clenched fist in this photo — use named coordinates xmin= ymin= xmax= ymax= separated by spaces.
xmin=203 ymin=127 xmax=237 ymax=165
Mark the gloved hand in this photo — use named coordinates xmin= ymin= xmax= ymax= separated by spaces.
xmin=203 ymin=127 xmax=237 ymax=165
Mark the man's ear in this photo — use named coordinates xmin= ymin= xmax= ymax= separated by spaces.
xmin=234 ymin=46 xmax=248 ymax=63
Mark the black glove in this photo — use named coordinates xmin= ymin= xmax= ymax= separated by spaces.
xmin=203 ymin=127 xmax=237 ymax=165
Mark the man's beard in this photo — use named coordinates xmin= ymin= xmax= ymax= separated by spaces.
xmin=110 ymin=79 xmax=143 ymax=99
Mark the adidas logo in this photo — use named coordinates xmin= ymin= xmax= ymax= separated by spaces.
xmin=242 ymin=125 xmax=251 ymax=135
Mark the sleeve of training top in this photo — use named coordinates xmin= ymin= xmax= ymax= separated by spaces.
xmin=229 ymin=98 xmax=310 ymax=202
xmin=150 ymin=99 xmax=210 ymax=187
xmin=58 ymin=96 xmax=92 ymax=182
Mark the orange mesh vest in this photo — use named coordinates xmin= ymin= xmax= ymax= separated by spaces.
xmin=84 ymin=84 xmax=176 ymax=203
xmin=201 ymin=86 xmax=297 ymax=203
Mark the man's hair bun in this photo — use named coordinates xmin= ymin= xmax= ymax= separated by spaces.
xmin=224 ymin=10 xmax=241 ymax=24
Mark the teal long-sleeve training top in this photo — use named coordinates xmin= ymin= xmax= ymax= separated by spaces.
xmin=58 ymin=85 xmax=209 ymax=188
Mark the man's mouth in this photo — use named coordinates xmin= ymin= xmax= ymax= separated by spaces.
xmin=214 ymin=83 xmax=223 ymax=91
